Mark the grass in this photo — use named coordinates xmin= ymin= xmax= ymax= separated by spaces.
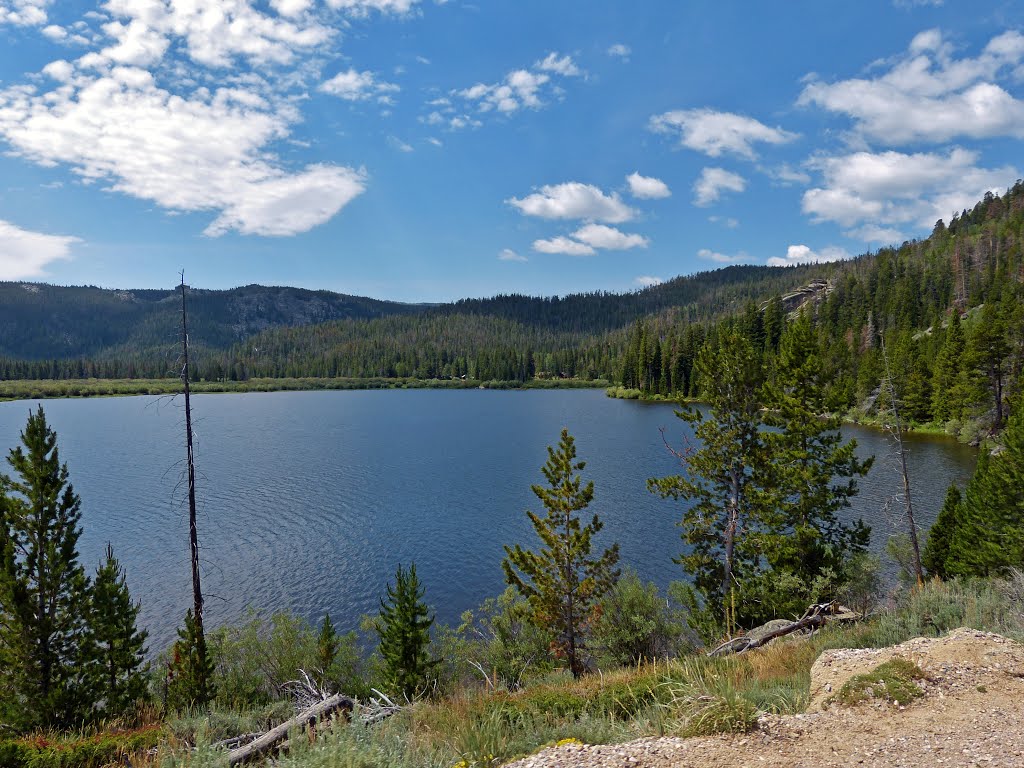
xmin=0 ymin=377 xmax=611 ymax=402
xmin=16 ymin=576 xmax=1024 ymax=768
xmin=832 ymin=658 xmax=926 ymax=707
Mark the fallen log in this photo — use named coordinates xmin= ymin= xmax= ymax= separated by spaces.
xmin=227 ymin=693 xmax=354 ymax=765
xmin=708 ymin=601 xmax=860 ymax=657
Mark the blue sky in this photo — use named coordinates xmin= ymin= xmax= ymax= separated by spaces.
xmin=0 ymin=0 xmax=1021 ymax=302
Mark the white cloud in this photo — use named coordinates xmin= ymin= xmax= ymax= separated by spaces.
xmin=693 ymin=167 xmax=746 ymax=206
xmin=0 ymin=70 xmax=367 ymax=237
xmin=508 ymin=182 xmax=636 ymax=223
xmin=626 ymin=171 xmax=671 ymax=199
xmin=767 ymin=244 xmax=852 ymax=267
xmin=798 ymin=29 xmax=1024 ymax=144
xmin=572 ymin=223 xmax=648 ymax=250
xmin=426 ymin=137 xmax=442 ymax=147
xmin=607 ymin=43 xmax=630 ymax=59
xmin=0 ymin=219 xmax=79 ymax=279
xmin=768 ymin=163 xmax=811 ymax=185
xmin=802 ymin=148 xmax=1017 ymax=238
xmin=635 ymin=275 xmax=662 ymax=287
xmin=447 ymin=52 xmax=582 ymax=124
xmin=535 ymin=52 xmax=582 ymax=77
xmin=894 ymin=0 xmax=943 ymax=7
xmin=650 ymin=108 xmax=798 ymax=159
xmin=271 ymin=0 xmax=315 ymax=16
xmin=387 ymin=136 xmax=413 ymax=152
xmin=93 ymin=0 xmax=334 ymax=68
xmin=320 ymin=68 xmax=399 ymax=102
xmin=709 ymin=215 xmax=739 ymax=228
xmin=533 ymin=236 xmax=595 ymax=256
xmin=460 ymin=69 xmax=549 ymax=113
xmin=697 ymin=248 xmax=750 ymax=264
xmin=0 ymin=0 xmax=49 ymax=26
xmin=325 ymin=0 xmax=420 ymax=15
xmin=40 ymin=23 xmax=65 ymax=40
xmin=498 ymin=248 xmax=527 ymax=262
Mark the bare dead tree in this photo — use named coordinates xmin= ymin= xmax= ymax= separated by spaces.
xmin=180 ymin=272 xmax=211 ymax=697
xmin=879 ymin=337 xmax=924 ymax=586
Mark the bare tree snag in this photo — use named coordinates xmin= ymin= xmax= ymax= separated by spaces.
xmin=226 ymin=694 xmax=354 ymax=765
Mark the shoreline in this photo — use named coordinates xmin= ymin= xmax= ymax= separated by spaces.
xmin=605 ymin=386 xmax=972 ymax=443
xmin=0 ymin=376 xmax=611 ymax=402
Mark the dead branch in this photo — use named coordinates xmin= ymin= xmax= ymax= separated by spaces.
xmin=707 ymin=601 xmax=860 ymax=657
xmin=226 ymin=693 xmax=354 ymax=765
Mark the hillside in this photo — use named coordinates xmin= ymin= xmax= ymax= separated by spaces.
xmin=0 ymin=282 xmax=418 ymax=360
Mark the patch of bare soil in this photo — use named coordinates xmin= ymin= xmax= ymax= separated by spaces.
xmin=506 ymin=628 xmax=1024 ymax=768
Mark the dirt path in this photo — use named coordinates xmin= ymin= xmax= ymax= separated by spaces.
xmin=507 ymin=628 xmax=1024 ymax=768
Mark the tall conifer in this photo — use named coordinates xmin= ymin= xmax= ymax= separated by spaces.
xmin=89 ymin=544 xmax=148 ymax=718
xmin=0 ymin=408 xmax=91 ymax=728
xmin=503 ymin=429 xmax=620 ymax=678
xmin=377 ymin=563 xmax=436 ymax=699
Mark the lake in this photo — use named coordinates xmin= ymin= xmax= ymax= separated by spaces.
xmin=0 ymin=389 xmax=977 ymax=651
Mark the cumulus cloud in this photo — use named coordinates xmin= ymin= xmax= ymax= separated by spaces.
xmin=802 ymin=148 xmax=1017 ymax=239
xmin=535 ymin=52 xmax=582 ymax=77
xmin=709 ymin=215 xmax=739 ymax=228
xmin=572 ymin=223 xmax=648 ymax=250
xmin=697 ymin=248 xmax=750 ymax=264
xmin=650 ymin=108 xmax=798 ymax=159
xmin=320 ymin=68 xmax=399 ymax=102
xmin=0 ymin=0 xmax=49 ymax=26
xmin=96 ymin=0 xmax=333 ymax=68
xmin=767 ymin=244 xmax=852 ymax=267
xmin=626 ymin=172 xmax=671 ymax=199
xmin=325 ymin=0 xmax=421 ymax=16
xmin=508 ymin=182 xmax=636 ymax=223
xmin=0 ymin=219 xmax=79 ymax=279
xmin=498 ymin=248 xmax=527 ymax=262
xmin=693 ymin=167 xmax=746 ymax=206
xmin=635 ymin=275 xmax=662 ymax=287
xmin=0 ymin=69 xmax=367 ymax=237
xmin=798 ymin=29 xmax=1024 ymax=144
xmin=607 ymin=43 xmax=630 ymax=59
xmin=445 ymin=52 xmax=581 ymax=125
xmin=533 ymin=236 xmax=595 ymax=256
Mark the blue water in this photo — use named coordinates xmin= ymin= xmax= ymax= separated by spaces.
xmin=0 ymin=390 xmax=976 ymax=650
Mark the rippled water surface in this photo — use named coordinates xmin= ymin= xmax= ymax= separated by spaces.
xmin=0 ymin=390 xmax=977 ymax=650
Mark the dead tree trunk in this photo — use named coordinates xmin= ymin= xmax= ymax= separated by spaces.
xmin=880 ymin=338 xmax=924 ymax=586
xmin=180 ymin=273 xmax=210 ymax=700
xmin=227 ymin=694 xmax=354 ymax=765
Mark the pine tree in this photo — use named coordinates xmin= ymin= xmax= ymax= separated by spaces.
xmin=945 ymin=395 xmax=1024 ymax=576
xmin=0 ymin=407 xmax=92 ymax=728
xmin=317 ymin=613 xmax=339 ymax=684
xmin=761 ymin=312 xmax=872 ymax=616
xmin=165 ymin=609 xmax=215 ymax=711
xmin=931 ymin=311 xmax=967 ymax=422
xmin=503 ymin=429 xmax=620 ymax=678
xmin=922 ymin=484 xmax=962 ymax=580
xmin=89 ymin=544 xmax=148 ymax=718
xmin=377 ymin=563 xmax=437 ymax=699
xmin=648 ymin=330 xmax=774 ymax=633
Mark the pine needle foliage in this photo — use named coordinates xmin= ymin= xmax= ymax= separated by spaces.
xmin=89 ymin=543 xmax=148 ymax=719
xmin=377 ymin=563 xmax=437 ymax=700
xmin=0 ymin=407 xmax=92 ymax=729
xmin=503 ymin=428 xmax=620 ymax=678
xmin=165 ymin=609 xmax=216 ymax=712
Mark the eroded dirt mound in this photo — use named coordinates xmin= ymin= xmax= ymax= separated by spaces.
xmin=507 ymin=628 xmax=1024 ymax=768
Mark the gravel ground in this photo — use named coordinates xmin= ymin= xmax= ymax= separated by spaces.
xmin=506 ymin=628 xmax=1024 ymax=768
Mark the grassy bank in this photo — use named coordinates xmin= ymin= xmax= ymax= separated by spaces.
xmin=0 ymin=377 xmax=611 ymax=402
xmin=9 ymin=576 xmax=1020 ymax=768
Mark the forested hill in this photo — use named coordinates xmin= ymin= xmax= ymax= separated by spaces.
xmin=3 ymin=181 xmax=1024 ymax=417
xmin=1 ymin=263 xmax=830 ymax=363
xmin=0 ymin=283 xmax=419 ymax=360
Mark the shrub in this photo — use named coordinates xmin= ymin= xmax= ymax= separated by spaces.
xmin=592 ymin=571 xmax=690 ymax=666
xmin=833 ymin=658 xmax=925 ymax=707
